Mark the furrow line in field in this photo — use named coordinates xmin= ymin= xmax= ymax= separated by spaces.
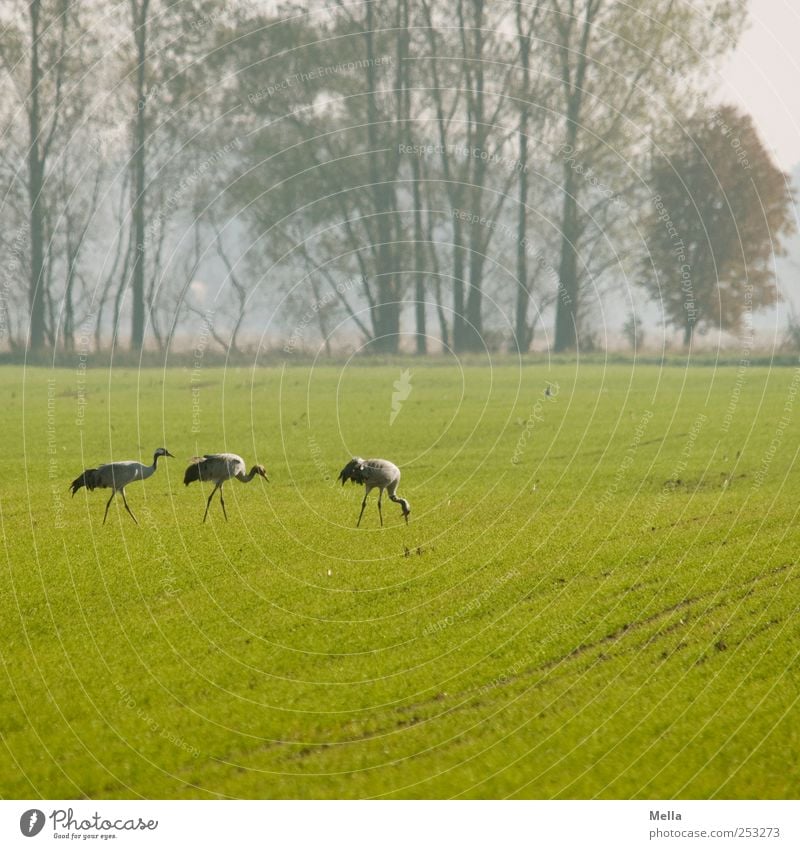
xmin=207 ymin=564 xmax=796 ymax=772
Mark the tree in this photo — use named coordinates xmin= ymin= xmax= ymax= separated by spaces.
xmin=512 ymin=0 xmax=550 ymax=353
xmin=396 ymin=0 xmax=427 ymax=354
xmin=549 ymin=0 xmax=746 ymax=351
xmin=640 ymin=105 xmax=794 ymax=346
xmin=128 ymin=0 xmax=150 ymax=352
xmin=225 ymin=4 xmax=422 ymax=353
xmin=0 ymin=0 xmax=73 ymax=351
xmin=0 ymin=0 xmax=124 ymax=354
xmin=1 ymin=0 xmax=755 ymax=357
xmin=420 ymin=0 xmax=522 ymax=352
xmin=124 ymin=0 xmax=219 ymax=353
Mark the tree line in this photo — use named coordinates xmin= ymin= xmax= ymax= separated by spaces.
xmin=0 ymin=0 xmax=793 ymax=357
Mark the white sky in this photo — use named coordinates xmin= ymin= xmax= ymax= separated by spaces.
xmin=718 ymin=0 xmax=800 ymax=172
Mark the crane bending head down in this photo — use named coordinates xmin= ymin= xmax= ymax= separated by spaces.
xmin=183 ymin=453 xmax=268 ymax=523
xmin=338 ymin=457 xmax=410 ymax=527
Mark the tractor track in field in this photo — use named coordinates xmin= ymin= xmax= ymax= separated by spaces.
xmin=387 ymin=561 xmax=796 ymax=723
xmin=507 ymin=561 xmax=791 ymax=680
xmin=543 ymin=432 xmax=691 ymax=463
xmin=208 ymin=563 xmax=796 ymax=772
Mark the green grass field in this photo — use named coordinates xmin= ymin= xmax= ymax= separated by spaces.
xmin=1 ymin=360 xmax=799 ymax=799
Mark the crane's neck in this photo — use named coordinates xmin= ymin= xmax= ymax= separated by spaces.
xmin=236 ymin=466 xmax=259 ymax=483
xmin=389 ymin=492 xmax=411 ymax=516
xmin=151 ymin=451 xmax=163 ymax=471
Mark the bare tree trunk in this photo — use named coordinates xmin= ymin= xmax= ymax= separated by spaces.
xmin=514 ymin=0 xmax=532 ymax=353
xmin=553 ymin=0 xmax=601 ymax=352
xmin=364 ymin=0 xmax=398 ymax=353
xmin=63 ymin=234 xmax=76 ymax=352
xmin=27 ymin=0 xmax=47 ymax=351
xmin=412 ymin=156 xmax=426 ymax=355
xmin=421 ymin=0 xmax=464 ymax=350
xmin=45 ymin=254 xmax=56 ymax=348
xmin=129 ymin=0 xmax=150 ymax=351
xmin=452 ymin=215 xmax=466 ymax=351
xmin=463 ymin=0 xmax=488 ymax=352
xmin=424 ymin=180 xmax=449 ymax=351
xmin=397 ymin=0 xmax=426 ymax=355
xmin=554 ymin=158 xmax=580 ymax=351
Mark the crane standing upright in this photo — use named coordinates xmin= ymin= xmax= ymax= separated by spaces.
xmin=338 ymin=457 xmax=410 ymax=527
xmin=183 ymin=453 xmax=268 ymax=522
xmin=69 ymin=447 xmax=174 ymax=524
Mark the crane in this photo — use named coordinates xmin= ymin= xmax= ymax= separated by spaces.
xmin=338 ymin=457 xmax=410 ymax=527
xmin=183 ymin=453 xmax=268 ymax=522
xmin=69 ymin=447 xmax=174 ymax=524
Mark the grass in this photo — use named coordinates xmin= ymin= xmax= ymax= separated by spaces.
xmin=1 ymin=359 xmax=799 ymax=799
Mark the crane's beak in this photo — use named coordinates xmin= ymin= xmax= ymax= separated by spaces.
xmin=166 ymin=451 xmax=175 ymax=458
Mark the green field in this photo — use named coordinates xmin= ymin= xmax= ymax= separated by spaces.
xmin=1 ymin=360 xmax=799 ymax=799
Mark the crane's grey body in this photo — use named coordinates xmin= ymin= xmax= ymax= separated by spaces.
xmin=70 ymin=448 xmax=173 ymax=524
xmin=338 ymin=457 xmax=410 ymax=527
xmin=184 ymin=453 xmax=268 ymax=522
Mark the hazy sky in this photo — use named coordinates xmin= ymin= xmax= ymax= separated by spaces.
xmin=719 ymin=0 xmax=800 ymax=172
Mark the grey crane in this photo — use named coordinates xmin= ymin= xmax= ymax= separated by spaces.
xmin=338 ymin=457 xmax=410 ymax=527
xmin=69 ymin=447 xmax=174 ymax=524
xmin=183 ymin=453 xmax=268 ymax=522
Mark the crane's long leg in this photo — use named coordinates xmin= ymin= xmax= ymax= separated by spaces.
xmin=120 ymin=488 xmax=139 ymax=525
xmin=203 ymin=482 xmax=220 ymax=523
xmin=102 ymin=491 xmax=115 ymax=525
xmin=377 ymin=490 xmax=384 ymax=527
xmin=356 ymin=485 xmax=372 ymax=528
xmin=219 ymin=484 xmax=228 ymax=522
xmin=357 ymin=495 xmax=368 ymax=527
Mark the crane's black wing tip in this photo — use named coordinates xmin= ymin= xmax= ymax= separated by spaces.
xmin=70 ymin=468 xmax=99 ymax=495
xmin=338 ymin=459 xmax=368 ymax=486
xmin=183 ymin=459 xmax=204 ymax=486
xmin=338 ymin=458 xmax=360 ymax=485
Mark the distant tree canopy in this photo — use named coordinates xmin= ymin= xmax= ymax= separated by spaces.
xmin=1 ymin=0 xmax=777 ymax=357
xmin=223 ymin=0 xmax=747 ymax=355
xmin=640 ymin=105 xmax=794 ymax=346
